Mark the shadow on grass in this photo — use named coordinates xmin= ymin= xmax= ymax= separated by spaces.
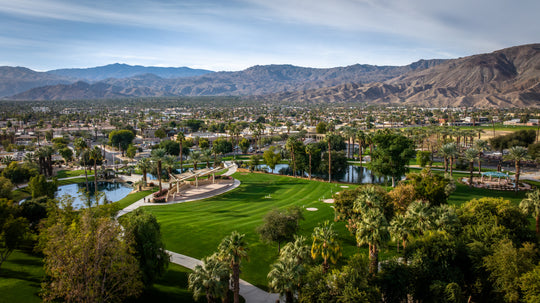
xmin=0 ymin=267 xmax=42 ymax=284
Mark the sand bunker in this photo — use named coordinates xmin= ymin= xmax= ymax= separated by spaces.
xmin=323 ymin=199 xmax=334 ymax=203
xmin=306 ymin=207 xmax=318 ymax=211
xmin=340 ymin=185 xmax=349 ymax=188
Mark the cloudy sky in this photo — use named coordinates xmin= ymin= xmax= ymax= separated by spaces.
xmin=1 ymin=0 xmax=538 ymax=71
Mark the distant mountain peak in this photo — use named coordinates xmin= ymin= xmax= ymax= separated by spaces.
xmin=47 ymin=64 xmax=214 ymax=81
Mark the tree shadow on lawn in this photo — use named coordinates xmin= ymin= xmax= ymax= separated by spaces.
xmin=0 ymin=267 xmax=42 ymax=284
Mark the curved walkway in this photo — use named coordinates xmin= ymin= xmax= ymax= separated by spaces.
xmin=117 ymin=162 xmax=280 ymax=303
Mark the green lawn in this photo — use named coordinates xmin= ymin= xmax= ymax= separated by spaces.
xmin=113 ymin=189 xmax=156 ymax=210
xmin=55 ymin=169 xmax=87 ymax=178
xmin=144 ymin=172 xmax=358 ymax=289
xmin=1 ymin=251 xmax=200 ymax=303
xmin=0 ymin=250 xmax=44 ymax=303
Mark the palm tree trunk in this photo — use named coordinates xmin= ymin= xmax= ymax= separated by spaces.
xmin=469 ymin=161 xmax=474 ymax=187
xmin=515 ymin=160 xmax=520 ymax=192
xmin=449 ymin=157 xmax=454 ymax=176
xmin=94 ymin=161 xmax=98 ymax=195
xmin=233 ymin=263 xmax=240 ymax=303
xmin=369 ymin=244 xmax=378 ymax=274
xmin=179 ymin=142 xmax=183 ymax=172
xmin=157 ymin=160 xmax=162 ymax=192
xmin=328 ymin=141 xmax=332 ymax=183
xmin=308 ymin=154 xmax=312 ymax=180
xmin=84 ymin=167 xmax=89 ymax=192
xmin=286 ymin=291 xmax=294 ymax=303
xmin=359 ymin=143 xmax=363 ymax=166
xmin=478 ymin=158 xmax=482 ymax=175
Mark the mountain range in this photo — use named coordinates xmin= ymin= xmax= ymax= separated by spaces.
xmin=2 ymin=44 xmax=539 ymax=107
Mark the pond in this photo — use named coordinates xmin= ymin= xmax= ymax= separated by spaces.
xmin=55 ymin=181 xmax=133 ymax=209
xmin=256 ymin=163 xmax=397 ymax=185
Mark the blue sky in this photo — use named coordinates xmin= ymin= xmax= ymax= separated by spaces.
xmin=0 ymin=0 xmax=538 ymax=71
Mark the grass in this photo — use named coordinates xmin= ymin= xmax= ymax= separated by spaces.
xmin=113 ymin=189 xmax=156 ymax=210
xmin=127 ymin=263 xmax=197 ymax=303
xmin=144 ymin=172 xmax=358 ymax=289
xmin=0 ymin=250 xmax=44 ymax=303
xmin=1 ymin=251 xmax=200 ymax=303
xmin=55 ymin=169 xmax=87 ymax=178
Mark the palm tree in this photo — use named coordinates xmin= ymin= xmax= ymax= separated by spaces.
xmin=520 ymin=189 xmax=540 ymax=234
xmin=464 ymin=148 xmax=479 ymax=187
xmin=356 ymin=129 xmax=365 ymax=164
xmin=356 ymin=208 xmax=390 ymax=274
xmin=389 ymin=214 xmax=412 ymax=253
xmin=405 ymin=201 xmax=433 ymax=235
xmin=89 ymin=146 xmax=103 ymax=196
xmin=218 ymin=231 xmax=249 ymax=303
xmin=440 ymin=143 xmax=458 ymax=175
xmin=190 ymin=151 xmax=201 ymax=171
xmin=505 ymin=146 xmax=530 ymax=191
xmin=151 ymin=148 xmax=167 ymax=192
xmin=285 ymin=137 xmax=297 ymax=177
xmin=162 ymin=155 xmax=177 ymax=177
xmin=310 ymin=221 xmax=341 ymax=273
xmin=74 ymin=138 xmax=89 ymax=191
xmin=176 ymin=132 xmax=185 ymax=172
xmin=326 ymin=133 xmax=332 ymax=182
xmin=305 ymin=143 xmax=319 ymax=180
xmin=474 ymin=139 xmax=489 ymax=174
xmin=137 ymin=158 xmax=151 ymax=186
xmin=267 ymin=258 xmax=304 ymax=303
xmin=188 ymin=254 xmax=230 ymax=303
xmin=202 ymin=149 xmax=212 ymax=168
xmin=280 ymin=235 xmax=310 ymax=265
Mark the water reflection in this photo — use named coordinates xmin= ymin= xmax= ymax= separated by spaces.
xmin=55 ymin=181 xmax=132 ymax=209
xmin=257 ymin=163 xmax=396 ymax=185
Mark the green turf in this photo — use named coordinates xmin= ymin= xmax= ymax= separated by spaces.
xmin=113 ymin=189 xmax=156 ymax=210
xmin=0 ymin=250 xmax=44 ymax=303
xmin=144 ymin=172 xmax=358 ymax=289
xmin=127 ymin=263 xmax=196 ymax=303
xmin=55 ymin=169 xmax=87 ymax=178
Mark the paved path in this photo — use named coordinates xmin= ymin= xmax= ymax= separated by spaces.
xmin=117 ymin=162 xmax=281 ymax=303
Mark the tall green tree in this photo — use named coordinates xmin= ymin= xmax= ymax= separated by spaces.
xmin=520 ymin=189 xmax=540 ymax=235
xmin=89 ymin=146 xmax=103 ymax=196
xmin=263 ymin=146 xmax=282 ymax=173
xmin=151 ymin=148 xmax=167 ymax=192
xmin=305 ymin=143 xmax=319 ymax=180
xmin=464 ymin=148 xmax=479 ymax=187
xmin=109 ymin=129 xmax=135 ymax=156
xmin=176 ymin=132 xmax=186 ymax=171
xmin=28 ymin=174 xmax=58 ymax=199
xmin=73 ymin=137 xmax=89 ymax=192
xmin=505 ymin=146 xmax=530 ymax=191
xmin=189 ymin=254 xmax=230 ymax=303
xmin=41 ymin=211 xmax=142 ymax=302
xmin=369 ymin=132 xmax=415 ymax=187
xmin=257 ymin=207 xmax=304 ymax=253
xmin=137 ymin=158 xmax=151 ymax=186
xmin=218 ymin=231 xmax=249 ymax=303
xmin=268 ymin=258 xmax=304 ymax=303
xmin=311 ymin=221 xmax=341 ymax=273
xmin=122 ymin=209 xmax=170 ymax=287
xmin=0 ymin=199 xmax=28 ymax=270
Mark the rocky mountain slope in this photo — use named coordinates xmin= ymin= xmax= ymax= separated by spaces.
xmin=266 ymin=44 xmax=540 ymax=107
xmin=4 ymin=44 xmax=539 ymax=107
xmin=0 ymin=67 xmax=71 ymax=97
xmin=6 ymin=60 xmax=444 ymax=100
